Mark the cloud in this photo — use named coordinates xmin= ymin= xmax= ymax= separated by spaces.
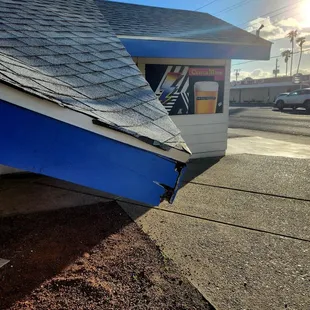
xmin=246 ymin=17 xmax=304 ymax=41
xmin=299 ymin=68 xmax=310 ymax=74
xmin=303 ymin=41 xmax=310 ymax=47
xmin=302 ymin=41 xmax=310 ymax=53
xmin=300 ymin=29 xmax=310 ymax=37
xmin=279 ymin=47 xmax=291 ymax=53
xmin=279 ymin=38 xmax=310 ymax=54
xmin=230 ymin=68 xmax=272 ymax=81
xmin=251 ymin=69 xmax=273 ymax=78
xmin=277 ymin=18 xmax=301 ymax=28
xmin=247 ymin=17 xmax=285 ymax=40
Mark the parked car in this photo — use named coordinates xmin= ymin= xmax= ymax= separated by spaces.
xmin=273 ymin=93 xmax=289 ymax=103
xmin=274 ymin=89 xmax=310 ymax=111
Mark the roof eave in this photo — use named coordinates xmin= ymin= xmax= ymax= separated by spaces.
xmin=117 ymin=36 xmax=272 ymax=60
xmin=0 ymin=82 xmax=191 ymax=163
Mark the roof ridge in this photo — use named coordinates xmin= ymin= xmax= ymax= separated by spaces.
xmin=99 ymin=0 xmax=271 ymax=45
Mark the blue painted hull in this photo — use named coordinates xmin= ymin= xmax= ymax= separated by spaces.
xmin=0 ymin=100 xmax=184 ymax=205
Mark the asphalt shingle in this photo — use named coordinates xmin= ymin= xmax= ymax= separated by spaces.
xmin=0 ymin=0 xmax=187 ymax=154
xmin=78 ymin=72 xmax=116 ymax=84
xmin=107 ymin=93 xmax=142 ymax=109
xmin=98 ymin=0 xmax=270 ymax=46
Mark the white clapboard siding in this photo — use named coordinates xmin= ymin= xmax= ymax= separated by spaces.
xmin=182 ymin=132 xmax=228 ymax=145
xmin=191 ymin=150 xmax=225 ymax=159
xmin=0 ymin=165 xmax=22 ymax=175
xmin=187 ymin=141 xmax=228 ymax=154
xmin=138 ymin=58 xmax=231 ymax=158
xmin=177 ymin=123 xmax=227 ymax=135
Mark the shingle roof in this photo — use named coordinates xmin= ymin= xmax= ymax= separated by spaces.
xmin=99 ymin=1 xmax=270 ymax=46
xmin=0 ymin=0 xmax=188 ymax=154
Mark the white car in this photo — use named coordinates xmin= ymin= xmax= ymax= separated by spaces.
xmin=274 ymin=88 xmax=310 ymax=111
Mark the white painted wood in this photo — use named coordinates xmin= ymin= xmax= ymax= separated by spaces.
xmin=182 ymin=133 xmax=228 ymax=145
xmin=139 ymin=58 xmax=231 ymax=158
xmin=175 ymin=123 xmax=226 ymax=135
xmin=187 ymin=141 xmax=227 ymax=153
xmin=172 ymin=114 xmax=227 ymax=126
xmin=0 ymin=165 xmax=22 ymax=175
xmin=137 ymin=62 xmax=145 ymax=75
xmin=191 ymin=150 xmax=225 ymax=159
xmin=0 ymin=83 xmax=190 ymax=165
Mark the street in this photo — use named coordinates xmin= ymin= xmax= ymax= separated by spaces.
xmin=229 ymin=106 xmax=310 ymax=137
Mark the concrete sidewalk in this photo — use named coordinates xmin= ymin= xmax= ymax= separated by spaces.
xmin=120 ymin=152 xmax=310 ymax=309
xmin=228 ymin=128 xmax=310 ymax=159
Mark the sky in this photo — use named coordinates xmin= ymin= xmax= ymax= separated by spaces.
xmin=109 ymin=0 xmax=310 ymax=81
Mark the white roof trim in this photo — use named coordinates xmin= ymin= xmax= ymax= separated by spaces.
xmin=0 ymin=82 xmax=190 ymax=163
xmin=117 ymin=35 xmax=270 ymax=47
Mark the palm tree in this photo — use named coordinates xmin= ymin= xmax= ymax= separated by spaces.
xmin=296 ymin=36 xmax=306 ymax=74
xmin=287 ymin=30 xmax=298 ymax=76
xmin=281 ymin=50 xmax=291 ymax=76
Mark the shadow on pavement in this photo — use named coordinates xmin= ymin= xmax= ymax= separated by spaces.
xmin=280 ymin=109 xmax=310 ymax=115
xmin=0 ymin=201 xmax=130 ymax=309
xmin=180 ymin=157 xmax=223 ymax=190
xmin=272 ymin=107 xmax=310 ymax=115
xmin=0 ymin=176 xmax=215 ymax=310
xmin=229 ymin=107 xmax=248 ymax=116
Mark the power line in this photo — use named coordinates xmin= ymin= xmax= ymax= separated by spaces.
xmin=237 ymin=0 xmax=305 ymax=28
xmin=240 ymin=0 xmax=306 ymax=46
xmin=194 ymin=0 xmax=218 ymax=11
xmin=231 ymin=48 xmax=310 ymax=66
xmin=231 ymin=0 xmax=305 ymax=50
xmin=215 ymin=0 xmax=255 ymax=15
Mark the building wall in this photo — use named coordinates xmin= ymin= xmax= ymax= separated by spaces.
xmin=0 ymin=165 xmax=21 ymax=175
xmin=135 ymin=58 xmax=230 ymax=159
xmin=230 ymin=85 xmax=302 ymax=103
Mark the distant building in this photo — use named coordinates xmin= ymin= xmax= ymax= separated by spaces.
xmin=230 ymin=75 xmax=310 ymax=103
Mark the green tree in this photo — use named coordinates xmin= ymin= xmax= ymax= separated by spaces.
xmin=296 ymin=36 xmax=306 ymax=74
xmin=287 ymin=30 xmax=298 ymax=76
xmin=281 ymin=50 xmax=291 ymax=76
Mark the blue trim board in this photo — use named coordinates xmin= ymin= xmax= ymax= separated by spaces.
xmin=0 ymin=99 xmax=183 ymax=206
xmin=120 ymin=38 xmax=271 ymax=60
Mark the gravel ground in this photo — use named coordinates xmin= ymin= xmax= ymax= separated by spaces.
xmin=0 ymin=201 xmax=214 ymax=310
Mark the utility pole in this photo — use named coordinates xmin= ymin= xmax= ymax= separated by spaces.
xmin=273 ymin=58 xmax=279 ymax=78
xmin=234 ymin=69 xmax=241 ymax=81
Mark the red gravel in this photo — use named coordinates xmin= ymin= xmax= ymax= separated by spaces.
xmin=0 ymin=202 xmax=214 ymax=310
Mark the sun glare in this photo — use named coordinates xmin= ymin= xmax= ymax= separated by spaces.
xmin=301 ymin=0 xmax=310 ymax=28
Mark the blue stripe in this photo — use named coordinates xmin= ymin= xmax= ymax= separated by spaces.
xmin=0 ymin=100 xmax=181 ymax=205
xmin=120 ymin=38 xmax=271 ymax=60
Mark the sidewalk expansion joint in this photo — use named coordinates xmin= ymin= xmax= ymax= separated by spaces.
xmin=186 ymin=181 xmax=310 ymax=203
xmin=35 ymin=181 xmax=310 ymax=244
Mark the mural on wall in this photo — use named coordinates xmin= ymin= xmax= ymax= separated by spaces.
xmin=146 ymin=65 xmax=225 ymax=115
